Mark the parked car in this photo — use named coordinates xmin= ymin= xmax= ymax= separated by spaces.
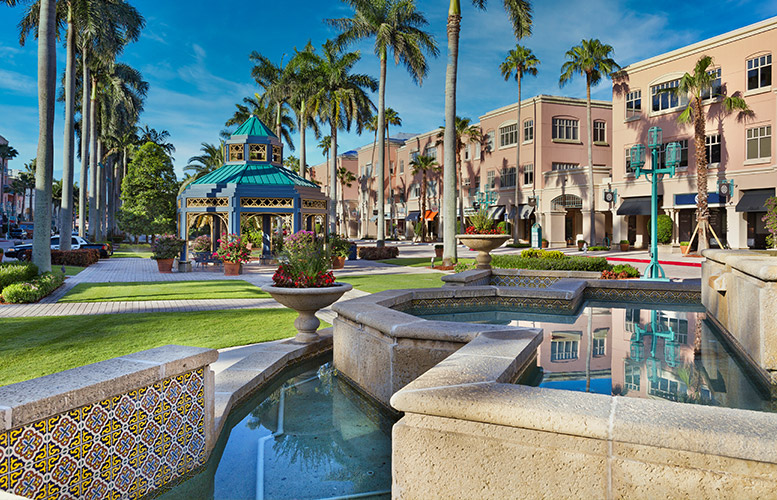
xmin=5 ymin=235 xmax=113 ymax=260
xmin=8 ymin=225 xmax=24 ymax=239
xmin=19 ymin=222 xmax=34 ymax=238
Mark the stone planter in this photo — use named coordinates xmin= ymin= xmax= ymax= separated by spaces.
xmin=681 ymin=244 xmax=690 ymax=255
xmin=456 ymin=234 xmax=511 ymax=270
xmin=620 ymin=243 xmax=630 ymax=252
xmin=262 ymin=283 xmax=353 ymax=342
xmin=155 ymin=258 xmax=174 ymax=273
xmin=223 ymin=262 xmax=241 ymax=276
xmin=542 ymin=240 xmax=549 ymax=248
xmin=332 ymin=256 xmax=346 ymax=269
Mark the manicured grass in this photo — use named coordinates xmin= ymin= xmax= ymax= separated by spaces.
xmin=0 ymin=309 xmax=316 ymax=386
xmin=60 ymin=280 xmax=270 ymax=302
xmin=64 ymin=266 xmax=85 ymax=276
xmin=379 ymin=257 xmax=475 ymax=268
xmin=339 ymin=273 xmax=445 ymax=293
xmin=112 ymin=250 xmax=152 ymax=259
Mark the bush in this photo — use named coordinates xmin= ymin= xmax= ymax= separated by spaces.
xmin=152 ymin=234 xmax=184 ymax=260
xmin=611 ymin=264 xmax=640 ymax=277
xmin=619 ymin=240 xmax=629 ymax=245
xmin=507 ymin=242 xmax=531 ymax=248
xmin=520 ymin=249 xmax=565 ymax=260
xmin=588 ymin=246 xmax=610 ymax=251
xmin=2 ymin=271 xmax=65 ymax=304
xmin=0 ymin=262 xmax=38 ymax=292
xmin=492 ymin=255 xmax=611 ymax=272
xmin=358 ymin=246 xmax=400 ymax=260
xmin=649 ymin=214 xmax=673 ymax=244
xmin=454 ymin=260 xmax=476 ymax=273
xmin=21 ymin=249 xmax=101 ymax=266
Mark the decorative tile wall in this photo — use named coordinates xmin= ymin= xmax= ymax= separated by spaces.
xmin=583 ymin=287 xmax=700 ymax=304
xmin=0 ymin=368 xmax=207 ymax=500
xmin=402 ymin=296 xmax=576 ymax=316
xmin=490 ymin=275 xmax=560 ymax=288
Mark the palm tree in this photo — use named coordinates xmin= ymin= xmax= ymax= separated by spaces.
xmin=306 ymin=41 xmax=377 ymax=235
xmin=0 ymin=144 xmax=19 ymax=219
xmin=251 ymin=52 xmax=297 ymax=152
xmin=410 ymin=154 xmax=441 ymax=242
xmin=337 ymin=165 xmax=357 ymax=236
xmin=288 ymin=41 xmax=322 ymax=179
xmin=20 ymin=160 xmax=36 ymax=221
xmin=443 ymin=0 xmax=532 ymax=265
xmin=560 ymin=38 xmax=620 ymax=246
xmin=329 ymin=0 xmax=438 ymax=247
xmin=225 ymin=94 xmax=296 ymax=149
xmin=500 ymin=45 xmax=539 ymax=243
xmin=437 ymin=116 xmax=481 ymax=238
xmin=384 ymin=107 xmax=402 ymax=236
xmin=138 ymin=125 xmax=175 ymax=156
xmin=665 ymin=55 xmax=750 ymax=251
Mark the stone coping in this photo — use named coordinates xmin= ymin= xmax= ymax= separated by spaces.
xmin=0 ymin=345 xmax=218 ymax=431
xmin=703 ymin=249 xmax=777 ymax=281
xmin=390 ymin=331 xmax=777 ymax=465
xmin=442 ymin=268 xmax=602 ymax=286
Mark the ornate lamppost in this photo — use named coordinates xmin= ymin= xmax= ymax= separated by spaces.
xmin=629 ymin=126 xmax=681 ymax=281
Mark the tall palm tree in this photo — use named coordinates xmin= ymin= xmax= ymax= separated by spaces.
xmin=337 ymin=165 xmax=357 ymax=235
xmin=437 ymin=116 xmax=481 ymax=237
xmin=288 ymin=41 xmax=322 ymax=179
xmin=500 ymin=45 xmax=539 ymax=243
xmin=251 ymin=52 xmax=297 ymax=152
xmin=560 ymin=38 xmax=620 ymax=246
xmin=329 ymin=0 xmax=438 ymax=247
xmin=662 ymin=55 xmax=750 ymax=251
xmin=410 ymin=154 xmax=441 ymax=242
xmin=138 ymin=125 xmax=175 ymax=156
xmin=384 ymin=107 xmax=402 ymax=235
xmin=225 ymin=94 xmax=296 ymax=149
xmin=443 ymin=0 xmax=531 ymax=265
xmin=306 ymin=41 xmax=377 ymax=235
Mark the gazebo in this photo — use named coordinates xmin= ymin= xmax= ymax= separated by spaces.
xmin=177 ymin=116 xmax=328 ymax=262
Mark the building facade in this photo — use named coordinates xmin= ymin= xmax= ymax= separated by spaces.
xmin=611 ymin=16 xmax=777 ymax=250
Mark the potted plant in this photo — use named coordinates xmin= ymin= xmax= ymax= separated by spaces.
xmin=262 ymin=231 xmax=353 ymax=343
xmin=434 ymin=244 xmax=444 ymax=258
xmin=214 ymin=233 xmax=251 ymax=275
xmin=619 ymin=239 xmax=630 ymax=252
xmin=680 ymin=241 xmax=690 ymax=255
xmin=191 ymin=235 xmax=211 ymax=257
xmin=541 ymin=238 xmax=549 ymax=249
xmin=151 ymin=234 xmax=184 ymax=273
xmin=577 ymin=239 xmax=587 ymax=250
xmin=455 ymin=209 xmax=510 ymax=270
xmin=329 ymin=234 xmax=350 ymax=269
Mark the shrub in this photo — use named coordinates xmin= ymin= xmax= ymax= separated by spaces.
xmin=619 ymin=240 xmax=630 ymax=245
xmin=0 ymin=262 xmax=38 ymax=292
xmin=51 ymin=249 xmax=99 ymax=266
xmin=507 ymin=242 xmax=530 ymax=248
xmin=454 ymin=260 xmax=476 ymax=273
xmin=588 ymin=245 xmax=610 ymax=251
xmin=191 ymin=235 xmax=211 ymax=252
xmin=492 ymin=255 xmax=611 ymax=272
xmin=272 ymin=231 xmax=334 ymax=288
xmin=611 ymin=264 xmax=640 ymax=277
xmin=648 ymin=214 xmax=673 ymax=244
xmin=214 ymin=233 xmax=251 ymax=264
xmin=358 ymin=246 xmax=400 ymax=260
xmin=465 ymin=209 xmax=504 ymax=234
xmin=520 ymin=249 xmax=565 ymax=260
xmin=2 ymin=271 xmax=65 ymax=303
xmin=328 ymin=234 xmax=351 ymax=258
xmin=151 ymin=234 xmax=184 ymax=260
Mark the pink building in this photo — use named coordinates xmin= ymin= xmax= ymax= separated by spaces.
xmin=611 ymin=16 xmax=776 ymax=249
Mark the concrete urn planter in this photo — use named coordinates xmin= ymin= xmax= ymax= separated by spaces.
xmin=455 ymin=234 xmax=511 ymax=270
xmin=262 ymin=283 xmax=353 ymax=342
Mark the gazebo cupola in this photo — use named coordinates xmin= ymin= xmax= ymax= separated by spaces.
xmin=177 ymin=116 xmax=328 ymax=260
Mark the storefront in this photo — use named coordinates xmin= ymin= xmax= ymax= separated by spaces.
xmin=674 ymin=193 xmax=727 ymax=248
xmin=736 ymin=188 xmax=774 ymax=249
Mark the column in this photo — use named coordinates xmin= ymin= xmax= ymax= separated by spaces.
xmin=727 ymin=205 xmax=747 ymax=249
xmin=548 ymin=211 xmax=566 ymax=248
xmin=582 ymin=209 xmax=592 ymax=245
xmin=262 ymin=215 xmax=271 ymax=258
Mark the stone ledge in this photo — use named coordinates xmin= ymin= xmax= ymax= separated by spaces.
xmin=703 ymin=249 xmax=777 ymax=281
xmin=0 ymin=345 xmax=217 ymax=431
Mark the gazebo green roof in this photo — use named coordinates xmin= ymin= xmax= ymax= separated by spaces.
xmin=191 ymin=163 xmax=318 ymax=188
xmin=232 ymin=116 xmax=277 ymax=138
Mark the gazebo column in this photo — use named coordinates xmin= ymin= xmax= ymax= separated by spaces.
xmin=293 ymin=209 xmax=302 ymax=233
xmin=229 ymin=207 xmax=240 ymax=236
xmin=179 ymin=209 xmax=188 ymax=262
xmin=262 ymin=214 xmax=272 ymax=258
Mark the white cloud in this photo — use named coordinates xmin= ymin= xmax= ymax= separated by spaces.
xmin=0 ymin=69 xmax=36 ymax=95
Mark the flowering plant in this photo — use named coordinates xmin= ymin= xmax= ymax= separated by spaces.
xmin=191 ymin=235 xmax=211 ymax=253
xmin=151 ymin=234 xmax=184 ymax=260
xmin=464 ymin=209 xmax=505 ymax=235
xmin=271 ymin=230 xmax=335 ymax=288
xmin=214 ymin=233 xmax=251 ymax=263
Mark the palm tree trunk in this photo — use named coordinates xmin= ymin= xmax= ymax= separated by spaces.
xmin=376 ymin=51 xmax=387 ymax=248
xmin=275 ymin=102 xmax=282 ymax=142
xmin=107 ymin=158 xmax=115 ymax=239
xmin=32 ymin=0 xmax=56 ymax=273
xmin=443 ymin=5 xmax=462 ymax=265
xmin=695 ymin=98 xmax=709 ymax=252
xmin=95 ymin=139 xmax=104 ymax=242
xmin=60 ymin=2 xmax=75 ymax=251
xmin=329 ymin=125 xmax=337 ymax=235
xmin=458 ymin=155 xmax=463 ymax=234
xmin=513 ymin=74 xmax=522 ymax=243
xmin=78 ymin=52 xmax=89 ymax=238
xmin=585 ymin=75 xmax=596 ymax=245
xmin=299 ymin=102 xmax=307 ymax=179
xmin=421 ymin=170 xmax=427 ymax=242
xmin=88 ymin=77 xmax=98 ymax=241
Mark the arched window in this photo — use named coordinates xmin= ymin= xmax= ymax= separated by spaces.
xmin=551 ymin=194 xmax=582 ymax=210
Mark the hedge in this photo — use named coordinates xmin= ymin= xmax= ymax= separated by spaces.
xmin=0 ymin=262 xmax=39 ymax=293
xmin=2 ymin=271 xmax=65 ymax=304
xmin=520 ymin=249 xmax=566 ymax=260
xmin=492 ymin=255 xmax=611 ymax=272
xmin=21 ymin=249 xmax=100 ymax=266
xmin=358 ymin=246 xmax=400 ymax=260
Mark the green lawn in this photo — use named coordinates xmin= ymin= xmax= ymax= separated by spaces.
xmin=0 ymin=309 xmax=313 ymax=386
xmin=112 ymin=250 xmax=152 ymax=259
xmin=60 ymin=280 xmax=270 ymax=302
xmin=339 ymin=273 xmax=445 ymax=293
xmin=379 ymin=257 xmax=475 ymax=268
xmin=64 ymin=266 xmax=85 ymax=276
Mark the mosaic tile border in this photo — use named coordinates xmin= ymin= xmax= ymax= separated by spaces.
xmin=490 ymin=275 xmax=561 ymax=288
xmin=583 ymin=287 xmax=701 ymax=304
xmin=399 ymin=296 xmax=578 ymax=316
xmin=0 ymin=368 xmax=207 ymax=500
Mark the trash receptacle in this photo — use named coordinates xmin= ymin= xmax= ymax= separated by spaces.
xmin=348 ymin=243 xmax=358 ymax=260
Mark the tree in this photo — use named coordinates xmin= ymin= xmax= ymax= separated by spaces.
xmin=443 ymin=0 xmax=532 ymax=265
xmin=410 ymin=154 xmax=441 ymax=242
xmin=500 ymin=44 xmax=539 ymax=243
xmin=437 ymin=116 xmax=480 ymax=237
xmin=250 ymin=52 xmax=297 ymax=151
xmin=329 ymin=0 xmax=438 ymax=247
xmin=667 ymin=55 xmax=750 ymax=251
xmin=384 ymin=107 xmax=402 ymax=234
xmin=560 ymin=38 xmax=620 ymax=246
xmin=283 ymin=155 xmax=301 ymax=173
xmin=118 ymin=142 xmax=178 ymax=238
xmin=0 ymin=144 xmax=19 ymax=219
xmin=138 ymin=125 xmax=175 ymax=157
xmin=337 ymin=165 xmax=357 ymax=235
xmin=225 ymin=94 xmax=296 ymax=149
xmin=288 ymin=41 xmax=322 ymax=179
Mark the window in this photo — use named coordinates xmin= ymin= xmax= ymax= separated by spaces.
xmin=485 ymin=132 xmax=495 ymax=153
xmin=702 ymin=68 xmax=722 ymax=100
xmin=626 ymin=90 xmax=642 ymax=118
xmin=747 ymin=126 xmax=771 ymax=160
xmin=659 ymin=314 xmax=689 ymax=345
xmin=474 ymin=141 xmax=481 ymax=160
xmin=427 ymin=180 xmax=437 ymax=197
xmin=389 ymin=161 xmax=394 ymax=174
xmin=499 ymin=123 xmax=518 ymax=147
xmin=462 ymin=176 xmax=471 ymax=187
xmin=411 ymin=183 xmax=420 ymax=198
xmin=487 ymin=170 xmax=496 ymax=189
xmin=625 ymin=148 xmax=635 ymax=174
xmin=524 ymin=119 xmax=534 ymax=142
xmin=229 ymin=144 xmax=244 ymax=162
xmin=625 ymin=362 xmax=640 ymax=391
xmin=651 ymin=79 xmax=686 ymax=112
xmin=249 ymin=143 xmax=267 ymax=162
xmin=625 ymin=308 xmax=641 ymax=333
xmin=523 ymin=163 xmax=534 ymax=185
xmin=410 ymin=150 xmax=419 ymax=162
xmin=747 ymin=54 xmax=772 ymax=91
xmin=550 ymin=334 xmax=580 ymax=361
xmin=551 ymin=162 xmax=579 ymax=171
xmin=552 ymin=118 xmax=579 ymax=141
xmin=501 ymin=166 xmax=516 ymax=188
xmin=657 ymin=139 xmax=689 ymax=168
xmin=399 ymin=160 xmax=404 ymax=174
xmin=593 ymin=337 xmax=606 ymax=357
xmin=706 ymin=134 xmax=720 ymax=165
xmin=424 ymin=145 xmax=437 ymax=160
xmin=593 ymin=120 xmax=606 ymax=143
xmin=272 ymin=145 xmax=281 ymax=163
xmin=465 ymin=144 xmax=470 ymax=160
xmin=365 ymin=163 xmax=372 ymax=177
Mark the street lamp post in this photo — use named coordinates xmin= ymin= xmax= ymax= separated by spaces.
xmin=629 ymin=126 xmax=681 ymax=281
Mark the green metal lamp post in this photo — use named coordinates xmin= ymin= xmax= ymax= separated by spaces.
xmin=630 ymin=127 xmax=681 ymax=281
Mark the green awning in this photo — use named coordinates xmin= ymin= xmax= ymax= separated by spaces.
xmin=191 ymin=163 xmax=318 ymax=188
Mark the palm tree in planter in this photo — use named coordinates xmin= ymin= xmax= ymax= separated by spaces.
xmin=500 ymin=44 xmax=539 ymax=243
xmin=410 ymin=154 xmax=440 ymax=242
xmin=559 ymin=38 xmax=620 ymax=247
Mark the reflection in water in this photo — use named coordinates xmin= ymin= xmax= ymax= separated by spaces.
xmin=416 ymin=304 xmax=773 ymax=413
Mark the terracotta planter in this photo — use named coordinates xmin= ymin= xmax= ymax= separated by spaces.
xmin=680 ymin=245 xmax=690 ymax=255
xmin=261 ymin=283 xmax=353 ymax=342
xmin=620 ymin=243 xmax=630 ymax=252
xmin=224 ymin=262 xmax=241 ymax=276
xmin=156 ymin=258 xmax=174 ymax=273
xmin=542 ymin=241 xmax=549 ymax=249
xmin=332 ymin=256 xmax=346 ymax=269
xmin=578 ymin=242 xmax=585 ymax=250
xmin=455 ymin=234 xmax=511 ymax=270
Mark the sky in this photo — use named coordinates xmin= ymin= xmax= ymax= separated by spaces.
xmin=1 ymin=0 xmax=776 ymax=182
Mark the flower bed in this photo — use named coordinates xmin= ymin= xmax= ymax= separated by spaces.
xmin=2 ymin=271 xmax=65 ymax=303
xmin=271 ymin=231 xmax=336 ymax=288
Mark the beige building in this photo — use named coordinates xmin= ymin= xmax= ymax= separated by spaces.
xmin=611 ymin=16 xmax=777 ymax=249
